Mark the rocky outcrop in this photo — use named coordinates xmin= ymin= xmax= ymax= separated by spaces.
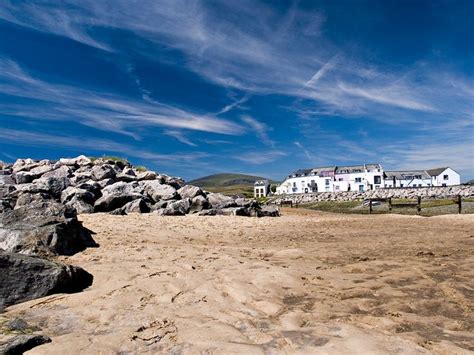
xmin=272 ymin=185 xmax=474 ymax=204
xmin=0 ymin=202 xmax=97 ymax=256
xmin=0 ymin=156 xmax=276 ymax=218
xmin=0 ymin=334 xmax=52 ymax=354
xmin=0 ymin=251 xmax=93 ymax=311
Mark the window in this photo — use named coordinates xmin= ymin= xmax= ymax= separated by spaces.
xmin=355 ymin=177 xmax=362 ymax=183
xmin=401 ymin=184 xmax=404 ymax=187
xmin=325 ymin=179 xmax=330 ymax=185
xmin=374 ymin=176 xmax=381 ymax=184
xmin=335 ymin=186 xmax=339 ymax=190
xmin=293 ymin=182 xmax=296 ymax=188
xmin=443 ymin=175 xmax=449 ymax=180
xmin=359 ymin=185 xmax=365 ymax=192
xmin=338 ymin=178 xmax=343 ymax=181
xmin=415 ymin=175 xmax=422 ymax=179
xmin=442 ymin=183 xmax=447 ymax=187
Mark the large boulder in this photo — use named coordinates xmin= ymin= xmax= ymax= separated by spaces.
xmin=207 ymin=192 xmax=237 ymax=209
xmin=189 ymin=195 xmax=211 ymax=213
xmin=0 ymin=202 xmax=97 ymax=256
xmin=14 ymin=192 xmax=52 ymax=209
xmin=258 ymin=205 xmax=280 ymax=217
xmin=12 ymin=171 xmax=35 ymax=184
xmin=140 ymin=181 xmax=177 ymax=202
xmin=94 ymin=193 xmax=142 ymax=212
xmin=91 ymin=164 xmax=116 ymax=181
xmin=136 ymin=170 xmax=157 ymax=181
xmin=31 ymin=176 xmax=71 ymax=198
xmin=121 ymin=198 xmax=150 ymax=214
xmin=0 ymin=251 xmax=93 ymax=310
xmin=0 ymin=334 xmax=52 ymax=354
xmin=42 ymin=165 xmax=72 ymax=179
xmin=178 ymin=185 xmax=204 ymax=199
xmin=156 ymin=198 xmax=191 ymax=216
xmin=59 ymin=155 xmax=92 ymax=167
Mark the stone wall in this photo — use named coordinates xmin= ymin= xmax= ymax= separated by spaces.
xmin=271 ymin=185 xmax=474 ymax=204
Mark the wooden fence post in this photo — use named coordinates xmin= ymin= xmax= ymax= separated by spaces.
xmin=458 ymin=195 xmax=462 ymax=214
xmin=417 ymin=196 xmax=421 ymax=215
xmin=369 ymin=199 xmax=373 ymax=214
xmin=388 ymin=197 xmax=392 ymax=213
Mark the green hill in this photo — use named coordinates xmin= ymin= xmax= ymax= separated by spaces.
xmin=188 ymin=173 xmax=277 ymax=197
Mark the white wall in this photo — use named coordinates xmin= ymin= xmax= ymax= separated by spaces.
xmin=431 ymin=168 xmax=460 ymax=186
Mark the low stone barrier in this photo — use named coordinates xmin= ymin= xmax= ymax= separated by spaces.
xmin=272 ymin=185 xmax=474 ymax=205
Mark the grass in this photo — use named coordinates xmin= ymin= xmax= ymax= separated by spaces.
xmin=88 ymin=155 xmax=129 ymax=165
xmin=189 ymin=173 xmax=278 ymax=197
xmin=135 ymin=166 xmax=148 ymax=172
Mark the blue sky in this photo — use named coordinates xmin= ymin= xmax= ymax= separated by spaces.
xmin=0 ymin=0 xmax=473 ymax=181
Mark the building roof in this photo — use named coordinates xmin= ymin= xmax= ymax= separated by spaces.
xmin=385 ymin=170 xmax=431 ymax=179
xmin=426 ymin=167 xmax=449 ymax=176
xmin=254 ymin=179 xmax=269 ymax=186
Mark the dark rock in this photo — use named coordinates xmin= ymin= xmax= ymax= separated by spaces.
xmin=257 ymin=205 xmax=280 ymax=217
xmin=220 ymin=207 xmax=251 ymax=216
xmin=0 ymin=251 xmax=93 ymax=310
xmin=0 ymin=202 xmax=97 ymax=256
xmin=0 ymin=185 xmax=16 ymax=199
xmin=14 ymin=192 xmax=52 ymax=209
xmin=32 ymin=176 xmax=71 ymax=198
xmin=122 ymin=198 xmax=150 ymax=214
xmin=91 ymin=164 xmax=116 ymax=181
xmin=0 ymin=334 xmax=52 ymax=354
xmin=156 ymin=198 xmax=191 ymax=216
xmin=94 ymin=193 xmax=142 ymax=212
xmin=190 ymin=195 xmax=211 ymax=213
xmin=12 ymin=171 xmax=35 ymax=184
xmin=42 ymin=165 xmax=72 ymax=179
xmin=65 ymin=198 xmax=95 ymax=214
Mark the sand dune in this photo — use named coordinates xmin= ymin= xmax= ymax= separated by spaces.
xmin=2 ymin=209 xmax=473 ymax=353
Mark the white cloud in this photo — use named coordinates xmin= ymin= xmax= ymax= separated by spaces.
xmin=0 ymin=58 xmax=244 ymax=137
xmin=241 ymin=115 xmax=274 ymax=147
xmin=164 ymin=130 xmax=197 ymax=147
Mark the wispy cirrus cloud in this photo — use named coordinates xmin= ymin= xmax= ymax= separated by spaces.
xmin=241 ymin=115 xmax=274 ymax=147
xmin=0 ymin=58 xmax=244 ymax=137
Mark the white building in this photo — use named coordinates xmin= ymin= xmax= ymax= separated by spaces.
xmin=254 ymin=179 xmax=270 ymax=198
xmin=275 ymin=164 xmax=460 ymax=195
xmin=384 ymin=167 xmax=460 ymax=188
xmin=427 ymin=167 xmax=460 ymax=186
xmin=276 ymin=164 xmax=384 ymax=194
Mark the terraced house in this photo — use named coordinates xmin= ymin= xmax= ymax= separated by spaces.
xmin=275 ymin=165 xmax=460 ymax=195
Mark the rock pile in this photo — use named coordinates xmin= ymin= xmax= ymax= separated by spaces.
xmin=0 ymin=156 xmax=279 ymax=217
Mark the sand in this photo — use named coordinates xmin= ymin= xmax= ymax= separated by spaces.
xmin=2 ymin=208 xmax=473 ymax=354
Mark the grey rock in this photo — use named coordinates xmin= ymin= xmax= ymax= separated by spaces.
xmin=65 ymin=198 xmax=94 ymax=214
xmin=178 ymin=185 xmax=204 ymax=199
xmin=59 ymin=155 xmax=92 ymax=166
xmin=0 ymin=184 xmax=16 ymax=199
xmin=115 ymin=173 xmax=138 ymax=182
xmin=0 ymin=334 xmax=52 ymax=354
xmin=156 ymin=198 xmax=191 ymax=216
xmin=258 ymin=205 xmax=280 ymax=217
xmin=13 ymin=171 xmax=35 ymax=184
xmin=141 ymin=181 xmax=177 ymax=202
xmin=91 ymin=164 xmax=116 ymax=181
xmin=136 ymin=171 xmax=157 ymax=181
xmin=0 ymin=202 xmax=97 ymax=256
xmin=190 ymin=195 xmax=211 ymax=213
xmin=0 ymin=174 xmax=14 ymax=185
xmin=42 ymin=165 xmax=72 ymax=179
xmin=94 ymin=193 xmax=142 ymax=212
xmin=121 ymin=198 xmax=150 ymax=214
xmin=220 ymin=207 xmax=251 ymax=216
xmin=32 ymin=176 xmax=71 ymax=198
xmin=0 ymin=251 xmax=93 ymax=310
xmin=207 ymin=193 xmax=237 ymax=209
xmin=14 ymin=192 xmax=52 ymax=209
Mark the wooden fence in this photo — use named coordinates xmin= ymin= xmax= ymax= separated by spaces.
xmin=367 ymin=195 xmax=462 ymax=214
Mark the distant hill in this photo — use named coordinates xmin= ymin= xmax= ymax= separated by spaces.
xmin=188 ymin=173 xmax=277 ymax=197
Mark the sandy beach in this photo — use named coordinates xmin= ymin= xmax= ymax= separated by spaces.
xmin=2 ymin=209 xmax=473 ymax=354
